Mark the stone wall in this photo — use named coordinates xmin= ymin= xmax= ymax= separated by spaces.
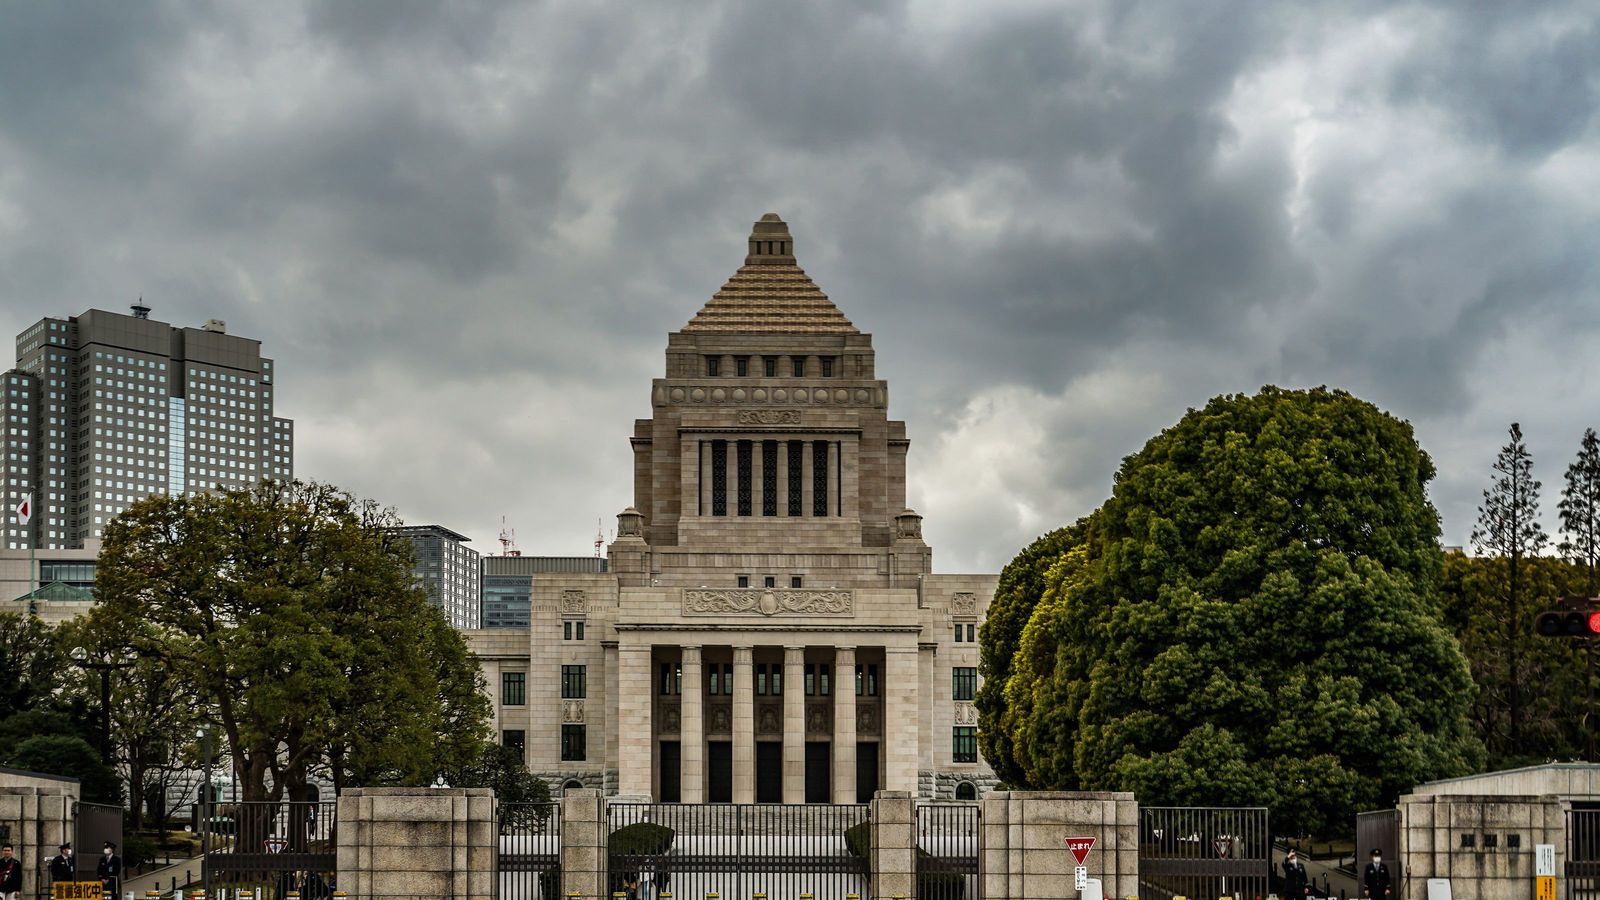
xmin=918 ymin=770 xmax=1001 ymax=801
xmin=1398 ymin=793 xmax=1566 ymax=900
xmin=335 ymin=787 xmax=496 ymax=900
xmin=0 ymin=768 xmax=79 ymax=899
xmin=980 ymin=791 xmax=1139 ymax=900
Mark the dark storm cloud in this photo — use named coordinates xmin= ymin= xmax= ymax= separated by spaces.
xmin=2 ymin=0 xmax=1597 ymax=570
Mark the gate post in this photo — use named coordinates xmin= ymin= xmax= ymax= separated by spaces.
xmin=560 ymin=789 xmax=607 ymax=900
xmin=334 ymin=787 xmax=496 ymax=900
xmin=979 ymin=791 xmax=1138 ymax=900
xmin=870 ymin=791 xmax=917 ymax=900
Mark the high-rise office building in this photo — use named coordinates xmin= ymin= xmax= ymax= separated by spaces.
xmin=394 ymin=525 xmax=482 ymax=629
xmin=480 ymin=555 xmax=609 ymax=629
xmin=2 ymin=303 xmax=294 ymax=550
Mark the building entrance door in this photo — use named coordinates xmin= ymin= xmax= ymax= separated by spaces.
xmin=756 ymin=741 xmax=783 ymax=803
xmin=805 ymin=741 xmax=831 ymax=803
xmin=856 ymin=741 xmax=879 ymax=804
xmin=708 ymin=741 xmax=733 ymax=803
xmin=659 ymin=741 xmax=681 ymax=803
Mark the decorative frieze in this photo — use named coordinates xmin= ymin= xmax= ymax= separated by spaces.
xmin=736 ymin=409 xmax=803 ymax=425
xmin=563 ymin=700 xmax=585 ymax=724
xmin=560 ymin=590 xmax=587 ymax=615
xmin=953 ymin=702 xmax=977 ymax=725
xmin=682 ymin=588 xmax=853 ymax=617
xmin=708 ymin=705 xmax=732 ymax=734
xmin=806 ymin=704 xmax=830 ymax=735
xmin=756 ymin=706 xmax=782 ymax=734
xmin=659 ymin=705 xmax=680 ymax=735
xmin=950 ymin=592 xmax=977 ymax=616
xmin=856 ymin=707 xmax=879 ymax=736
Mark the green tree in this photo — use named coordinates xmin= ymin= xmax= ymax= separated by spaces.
xmin=997 ymin=387 xmax=1482 ymax=835
xmin=90 ymin=479 xmax=490 ymax=805
xmin=0 ymin=610 xmax=70 ymax=711
xmin=1471 ymin=423 xmax=1549 ymax=750
xmin=4 ymin=734 xmax=122 ymax=804
xmin=1560 ymin=428 xmax=1600 ymax=596
xmin=975 ymin=518 xmax=1096 ymax=785
xmin=1439 ymin=551 xmax=1589 ymax=763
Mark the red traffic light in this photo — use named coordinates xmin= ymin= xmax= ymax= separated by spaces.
xmin=1588 ymin=611 xmax=1600 ymax=634
xmin=1535 ymin=609 xmax=1600 ymax=637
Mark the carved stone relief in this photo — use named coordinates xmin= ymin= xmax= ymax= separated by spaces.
xmin=950 ymin=592 xmax=977 ymax=616
xmin=953 ymin=702 xmax=977 ymax=725
xmin=560 ymin=590 xmax=587 ymax=615
xmin=708 ymin=705 xmax=732 ymax=734
xmin=756 ymin=706 xmax=782 ymax=734
xmin=856 ymin=707 xmax=879 ymax=736
xmin=563 ymin=700 xmax=585 ymax=724
xmin=737 ymin=409 xmax=803 ymax=425
xmin=806 ymin=705 xmax=829 ymax=735
xmin=660 ymin=706 xmax=681 ymax=735
xmin=683 ymin=588 xmax=853 ymax=616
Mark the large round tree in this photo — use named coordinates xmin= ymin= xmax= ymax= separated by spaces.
xmin=991 ymin=386 xmax=1482 ymax=835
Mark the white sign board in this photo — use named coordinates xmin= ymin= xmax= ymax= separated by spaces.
xmin=1538 ymin=844 xmax=1558 ymax=877
xmin=1075 ymin=866 xmax=1089 ymax=890
xmin=1426 ymin=878 xmax=1454 ymax=900
xmin=1082 ymin=877 xmax=1104 ymax=900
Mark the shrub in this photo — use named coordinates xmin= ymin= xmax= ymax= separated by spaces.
xmin=609 ymin=821 xmax=675 ymax=856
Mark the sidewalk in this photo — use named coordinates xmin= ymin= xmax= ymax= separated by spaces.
xmin=123 ymin=854 xmax=204 ymax=897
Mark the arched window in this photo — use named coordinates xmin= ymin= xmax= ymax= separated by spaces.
xmin=955 ymin=781 xmax=978 ymax=801
xmin=562 ymin=779 xmax=585 ymax=794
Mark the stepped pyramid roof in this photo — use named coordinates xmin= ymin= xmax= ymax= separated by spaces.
xmin=682 ymin=214 xmax=858 ymax=334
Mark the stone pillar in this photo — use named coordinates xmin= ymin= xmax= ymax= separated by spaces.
xmin=336 ymin=787 xmax=496 ymax=900
xmin=979 ymin=792 xmax=1139 ymax=900
xmin=680 ymin=436 xmax=699 ymax=519
xmin=681 ymin=645 xmax=705 ymax=803
xmin=869 ymin=790 xmax=917 ymax=900
xmin=776 ymin=439 xmax=790 ymax=516
xmin=1398 ymin=793 xmax=1568 ymax=900
xmin=560 ymin=788 xmax=607 ymax=900
xmin=802 ymin=441 xmax=815 ymax=517
xmin=783 ymin=645 xmax=806 ymax=803
xmin=884 ymin=646 xmax=920 ymax=793
xmin=843 ymin=436 xmax=860 ymax=520
xmin=603 ymin=640 xmax=621 ymax=790
xmin=830 ymin=440 xmax=842 ymax=517
xmin=0 ymin=772 xmax=77 ymax=900
xmin=918 ymin=642 xmax=936 ymax=792
xmin=733 ymin=645 xmax=755 ymax=804
xmin=834 ymin=645 xmax=858 ymax=803
xmin=618 ymin=642 xmax=654 ymax=797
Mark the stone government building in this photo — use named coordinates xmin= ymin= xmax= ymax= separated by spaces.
xmin=466 ymin=214 xmax=998 ymax=803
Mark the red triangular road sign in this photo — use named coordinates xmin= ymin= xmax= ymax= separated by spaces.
xmin=1066 ymin=836 xmax=1096 ymax=864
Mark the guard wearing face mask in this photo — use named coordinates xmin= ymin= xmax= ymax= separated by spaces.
xmin=97 ymin=842 xmax=123 ymax=898
xmin=1284 ymin=848 xmax=1310 ymax=899
xmin=1363 ymin=848 xmax=1392 ymax=900
xmin=47 ymin=844 xmax=74 ymax=887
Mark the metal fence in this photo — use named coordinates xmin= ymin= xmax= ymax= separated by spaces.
xmin=499 ymin=801 xmax=560 ymax=900
xmin=1569 ymin=809 xmax=1600 ymax=900
xmin=201 ymin=800 xmax=338 ymax=896
xmin=1139 ymin=807 xmax=1270 ymax=900
xmin=917 ymin=803 xmax=980 ymax=900
xmin=607 ymin=803 xmax=870 ymax=900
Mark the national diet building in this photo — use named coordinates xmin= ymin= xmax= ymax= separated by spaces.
xmin=466 ymin=214 xmax=998 ymax=804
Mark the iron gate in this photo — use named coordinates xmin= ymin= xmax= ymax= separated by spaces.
xmin=201 ymin=799 xmax=337 ymax=898
xmin=917 ymin=803 xmax=980 ymax=900
xmin=1140 ymin=807 xmax=1270 ymax=900
xmin=607 ymin=803 xmax=869 ymax=900
xmin=1568 ymin=809 xmax=1600 ymax=900
xmin=499 ymin=801 xmax=560 ymax=900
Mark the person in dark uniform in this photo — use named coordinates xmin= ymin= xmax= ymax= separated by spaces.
xmin=1363 ymin=848 xmax=1392 ymax=900
xmin=1 ymin=844 xmax=24 ymax=900
xmin=97 ymin=842 xmax=123 ymax=897
xmin=1284 ymin=847 xmax=1311 ymax=899
xmin=47 ymin=843 xmax=74 ymax=886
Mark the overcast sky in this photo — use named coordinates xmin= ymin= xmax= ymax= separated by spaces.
xmin=3 ymin=1 xmax=1597 ymax=571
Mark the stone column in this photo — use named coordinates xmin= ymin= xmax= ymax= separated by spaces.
xmin=776 ymin=439 xmax=790 ymax=516
xmin=733 ymin=645 xmax=755 ymax=803
xmin=830 ymin=440 xmax=842 ymax=517
xmin=603 ymin=640 xmax=620 ymax=791
xmin=618 ymin=642 xmax=654 ymax=797
xmin=869 ymin=790 xmax=917 ymax=900
xmin=918 ymin=643 xmax=936 ymax=790
xmin=681 ymin=645 xmax=705 ymax=803
xmin=884 ymin=646 xmax=920 ymax=793
xmin=783 ymin=645 xmax=806 ymax=802
xmin=560 ymin=789 xmax=607 ymax=900
xmin=802 ymin=441 xmax=815 ymax=517
xmin=680 ymin=436 xmax=699 ymax=519
xmin=833 ymin=645 xmax=858 ymax=803
xmin=336 ymin=787 xmax=496 ymax=900
xmin=843 ymin=436 xmax=860 ymax=520
xmin=752 ymin=438 xmax=766 ymax=517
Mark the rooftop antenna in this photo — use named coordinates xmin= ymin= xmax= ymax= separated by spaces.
xmin=499 ymin=517 xmax=520 ymax=557
xmin=595 ymin=519 xmax=605 ymax=557
xmin=130 ymin=297 xmax=151 ymax=320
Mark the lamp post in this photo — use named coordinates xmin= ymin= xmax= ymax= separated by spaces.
xmin=199 ymin=725 xmax=212 ymax=900
xmin=68 ymin=646 xmax=134 ymax=763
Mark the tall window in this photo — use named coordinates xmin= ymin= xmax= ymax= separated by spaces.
xmin=711 ymin=441 xmax=727 ymax=516
xmin=709 ymin=663 xmax=733 ymax=695
xmin=762 ymin=440 xmax=777 ymax=516
xmin=502 ymin=672 xmax=526 ymax=706
xmin=757 ymin=664 xmax=769 ymax=695
xmin=562 ymin=725 xmax=586 ymax=761
xmin=561 ymin=665 xmax=587 ymax=699
xmin=952 ymin=667 xmax=977 ymax=701
xmin=856 ymin=663 xmax=879 ymax=697
xmin=812 ymin=441 xmax=829 ymax=517
xmin=805 ymin=663 xmax=833 ymax=696
xmin=736 ymin=356 xmax=749 ymax=377
xmin=792 ymin=357 xmax=806 ymax=377
xmin=706 ymin=356 xmax=720 ymax=377
xmin=953 ymin=727 xmax=977 ymax=763
xmin=660 ymin=663 xmax=682 ymax=695
xmin=737 ymin=441 xmax=753 ymax=516
xmin=821 ymin=356 xmax=835 ymax=377
xmin=503 ymin=729 xmax=526 ymax=753
xmin=788 ymin=441 xmax=803 ymax=516
xmin=764 ymin=357 xmax=777 ymax=377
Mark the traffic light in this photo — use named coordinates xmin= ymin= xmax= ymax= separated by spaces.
xmin=1535 ymin=597 xmax=1600 ymax=638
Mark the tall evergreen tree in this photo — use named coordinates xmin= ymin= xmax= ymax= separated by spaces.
xmin=1471 ymin=422 xmax=1548 ymax=750
xmin=1559 ymin=428 xmax=1600 ymax=596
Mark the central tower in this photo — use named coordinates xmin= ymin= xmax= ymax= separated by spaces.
xmin=611 ymin=213 xmax=930 ymax=588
